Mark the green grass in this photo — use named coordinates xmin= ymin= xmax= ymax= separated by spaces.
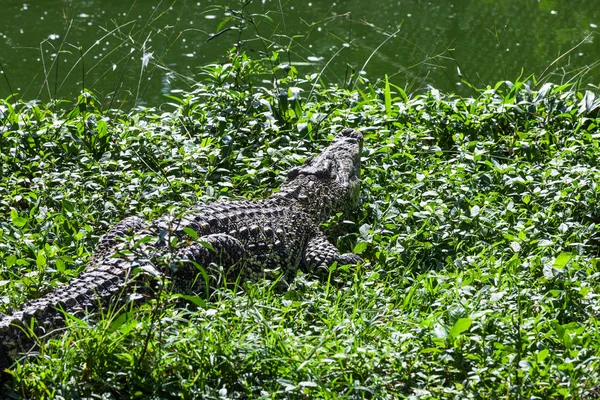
xmin=2 ymin=49 xmax=600 ymax=398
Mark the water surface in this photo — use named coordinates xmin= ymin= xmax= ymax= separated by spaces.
xmin=0 ymin=0 xmax=598 ymax=107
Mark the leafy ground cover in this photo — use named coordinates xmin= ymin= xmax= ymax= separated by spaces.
xmin=1 ymin=50 xmax=600 ymax=398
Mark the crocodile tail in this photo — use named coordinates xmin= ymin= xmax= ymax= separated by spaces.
xmin=0 ymin=258 xmax=136 ymax=371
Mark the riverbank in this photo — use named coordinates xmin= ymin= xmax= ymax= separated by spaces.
xmin=1 ymin=52 xmax=600 ymax=397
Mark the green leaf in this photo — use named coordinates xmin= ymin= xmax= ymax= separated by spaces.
xmin=563 ymin=330 xmax=573 ymax=349
xmin=6 ymin=255 xmax=17 ymax=268
xmin=279 ymin=91 xmax=289 ymax=114
xmin=10 ymin=209 xmax=27 ymax=228
xmin=537 ymin=348 xmax=549 ymax=363
xmin=173 ymin=294 xmax=207 ymax=308
xmin=420 ymin=347 xmax=442 ymax=354
xmin=384 ymin=74 xmax=392 ymax=117
xmin=56 ymin=258 xmax=66 ymax=273
xmin=135 ymin=264 xmax=161 ymax=277
xmin=96 ymin=119 xmax=108 ymax=138
xmin=36 ymin=252 xmax=47 ymax=268
xmin=450 ymin=318 xmax=472 ymax=337
xmin=579 ymin=90 xmax=596 ymax=115
xmin=389 ymin=82 xmax=409 ymax=103
xmin=62 ymin=310 xmax=88 ymax=328
xmin=353 ymin=241 xmax=368 ymax=254
xmin=199 ymin=241 xmax=216 ymax=252
xmin=108 ymin=312 xmax=137 ymax=333
xmin=552 ymin=252 xmax=572 ymax=270
xmin=510 ymin=242 xmax=521 ymax=253
xmin=183 ymin=227 xmax=199 ymax=239
xmin=216 ymin=15 xmax=233 ymax=33
xmin=67 ymin=104 xmax=80 ymax=119
xmin=62 ymin=199 xmax=75 ymax=213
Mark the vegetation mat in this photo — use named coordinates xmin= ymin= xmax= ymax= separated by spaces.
xmin=1 ymin=53 xmax=600 ymax=398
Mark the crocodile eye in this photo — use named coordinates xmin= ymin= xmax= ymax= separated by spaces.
xmin=314 ymin=159 xmax=333 ymax=179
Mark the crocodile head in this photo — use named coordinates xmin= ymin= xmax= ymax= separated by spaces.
xmin=277 ymin=128 xmax=363 ymax=223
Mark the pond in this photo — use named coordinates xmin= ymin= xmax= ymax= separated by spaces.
xmin=0 ymin=0 xmax=598 ymax=107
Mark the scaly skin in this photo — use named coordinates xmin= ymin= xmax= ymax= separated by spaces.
xmin=0 ymin=128 xmax=363 ymax=371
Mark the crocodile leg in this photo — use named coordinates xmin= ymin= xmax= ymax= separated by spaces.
xmin=171 ymin=234 xmax=246 ymax=294
xmin=302 ymin=233 xmax=363 ymax=278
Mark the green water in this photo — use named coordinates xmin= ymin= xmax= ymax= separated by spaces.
xmin=0 ymin=0 xmax=598 ymax=107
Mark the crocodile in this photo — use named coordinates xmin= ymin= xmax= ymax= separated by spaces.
xmin=0 ymin=127 xmax=363 ymax=371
